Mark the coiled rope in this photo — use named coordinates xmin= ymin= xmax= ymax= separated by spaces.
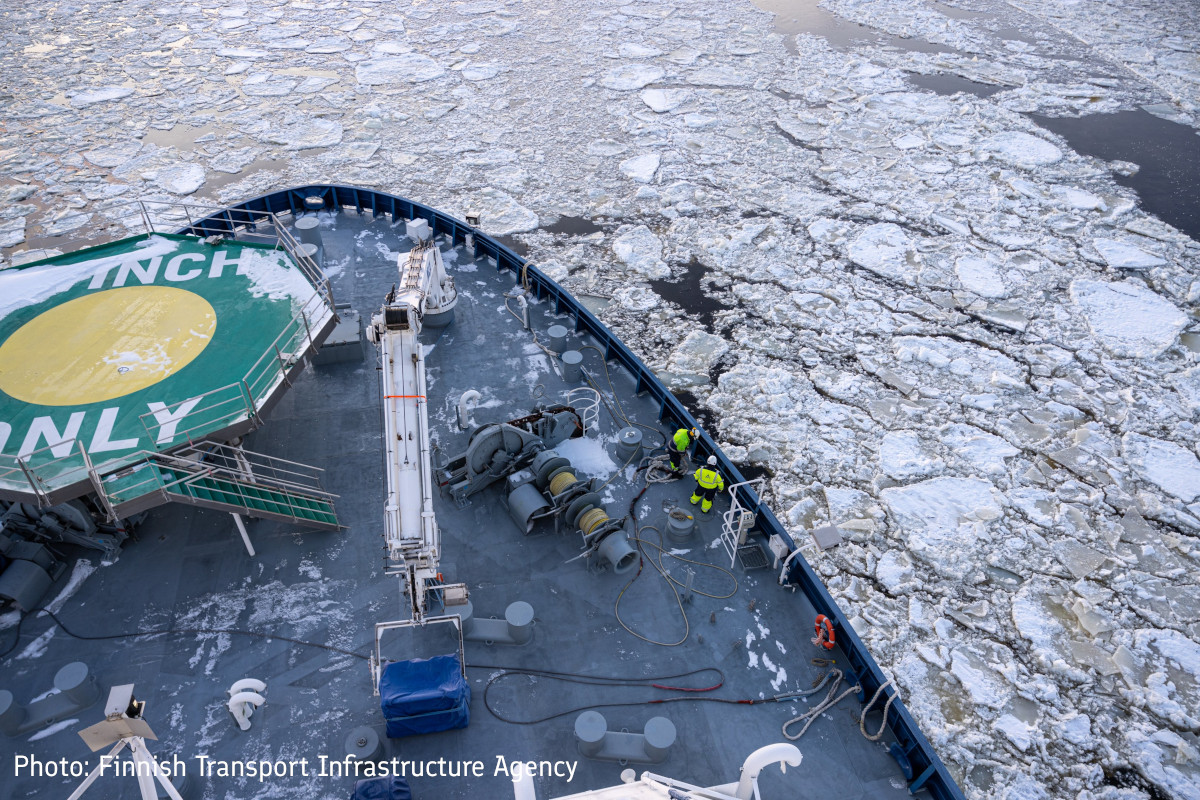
xmin=782 ymin=668 xmax=898 ymax=742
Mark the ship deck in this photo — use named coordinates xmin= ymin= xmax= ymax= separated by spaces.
xmin=2 ymin=209 xmax=920 ymax=800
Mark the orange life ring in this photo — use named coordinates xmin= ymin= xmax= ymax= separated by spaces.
xmin=813 ymin=614 xmax=835 ymax=650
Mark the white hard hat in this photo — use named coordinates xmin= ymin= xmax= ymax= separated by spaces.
xmin=707 ymin=455 xmax=717 ymax=466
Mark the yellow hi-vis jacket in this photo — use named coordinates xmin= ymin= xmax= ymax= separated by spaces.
xmin=693 ymin=466 xmax=724 ymax=491
xmin=672 ymin=428 xmax=692 ymax=452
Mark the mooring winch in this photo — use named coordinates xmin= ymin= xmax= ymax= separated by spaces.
xmin=503 ymin=449 xmax=637 ymax=574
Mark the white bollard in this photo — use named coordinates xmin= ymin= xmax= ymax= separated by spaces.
xmin=227 ymin=679 xmax=266 ymax=731
xmin=457 ymin=390 xmax=481 ymax=430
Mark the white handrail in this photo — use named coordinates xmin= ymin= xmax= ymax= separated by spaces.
xmin=720 ymin=478 xmax=765 ymax=569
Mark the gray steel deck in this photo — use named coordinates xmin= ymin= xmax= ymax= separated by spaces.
xmin=2 ymin=210 xmax=921 ymax=800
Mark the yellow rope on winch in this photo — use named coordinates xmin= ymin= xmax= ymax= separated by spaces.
xmin=548 ymin=471 xmax=578 ymax=496
xmin=577 ymin=507 xmax=609 ymax=535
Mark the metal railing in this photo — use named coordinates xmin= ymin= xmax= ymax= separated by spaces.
xmin=0 ymin=436 xmax=337 ymax=527
xmin=13 ymin=197 xmax=333 ymax=310
xmin=102 ymin=443 xmax=337 ymax=522
xmin=0 ymin=439 xmax=107 ymax=505
xmin=564 ymin=387 xmax=601 ymax=436
xmin=720 ymin=478 xmax=767 ymax=568
xmin=134 ymin=198 xmax=333 ymax=309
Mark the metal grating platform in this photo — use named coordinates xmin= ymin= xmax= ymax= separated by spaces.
xmin=737 ymin=543 xmax=772 ymax=571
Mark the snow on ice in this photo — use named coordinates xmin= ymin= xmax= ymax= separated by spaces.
xmin=1070 ymin=279 xmax=1188 ymax=358
xmin=600 ymin=63 xmax=664 ymax=91
xmin=4 ymin=0 xmax=1200 ymax=798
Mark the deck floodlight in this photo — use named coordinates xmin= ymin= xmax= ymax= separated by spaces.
xmin=70 ymin=684 xmax=183 ymax=800
xmin=78 ymin=684 xmax=156 ymax=752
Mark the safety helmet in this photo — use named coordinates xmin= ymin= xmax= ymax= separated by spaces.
xmin=707 ymin=455 xmax=717 ymax=466
xmin=690 ymin=428 xmax=698 ymax=438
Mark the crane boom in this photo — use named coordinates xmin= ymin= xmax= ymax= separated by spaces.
xmin=368 ymin=230 xmax=466 ymax=622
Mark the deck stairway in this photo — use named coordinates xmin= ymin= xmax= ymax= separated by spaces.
xmin=98 ymin=444 xmax=340 ymax=531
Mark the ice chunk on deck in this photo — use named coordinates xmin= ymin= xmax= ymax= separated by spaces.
xmin=554 ymin=436 xmax=619 ymax=479
xmin=1069 ymin=280 xmax=1187 ymax=358
xmin=880 ymin=477 xmax=1001 ymax=567
xmin=1122 ymin=433 xmax=1200 ymax=502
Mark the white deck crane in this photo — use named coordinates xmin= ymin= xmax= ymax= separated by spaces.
xmin=366 ymin=222 xmax=469 ymax=684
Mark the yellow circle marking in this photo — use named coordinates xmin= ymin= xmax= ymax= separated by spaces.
xmin=0 ymin=286 xmax=217 ymax=406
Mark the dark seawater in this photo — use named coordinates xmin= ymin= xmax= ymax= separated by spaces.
xmin=542 ymin=215 xmax=604 ymax=237
xmin=751 ymin=0 xmax=960 ymax=54
xmin=648 ymin=258 xmax=733 ymax=334
xmin=1032 ymin=110 xmax=1200 ymax=242
xmin=906 ymin=72 xmax=1007 ymax=99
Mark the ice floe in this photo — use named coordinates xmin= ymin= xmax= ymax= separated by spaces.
xmin=600 ymin=63 xmax=664 ymax=91
xmin=356 ymin=53 xmax=445 ymax=84
xmin=881 ymin=477 xmax=1002 ymax=569
xmin=1070 ymin=279 xmax=1187 ymax=358
xmin=612 ymin=225 xmax=669 ymax=279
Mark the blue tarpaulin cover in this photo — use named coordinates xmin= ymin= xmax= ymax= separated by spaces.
xmin=379 ymin=654 xmax=471 ymax=737
xmin=352 ymin=776 xmax=412 ymax=800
